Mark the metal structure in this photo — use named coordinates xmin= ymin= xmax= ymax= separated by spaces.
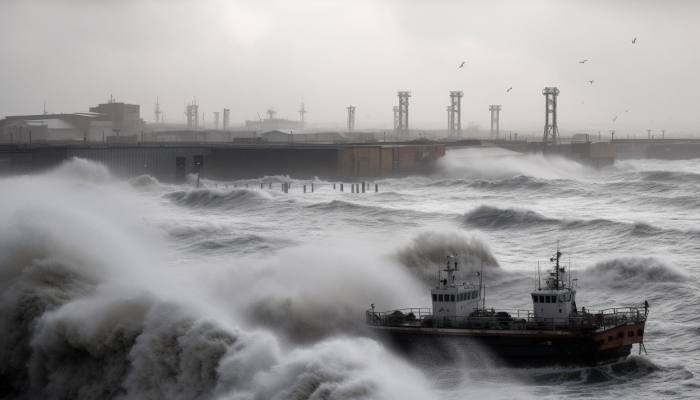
xmin=446 ymin=106 xmax=453 ymax=134
xmin=266 ymin=108 xmax=277 ymax=120
xmin=448 ymin=91 xmax=463 ymax=140
xmin=347 ymin=106 xmax=356 ymax=133
xmin=299 ymin=98 xmax=307 ymax=128
xmin=213 ymin=112 xmax=220 ymax=130
xmin=396 ymin=91 xmax=411 ymax=140
xmin=185 ymin=100 xmax=199 ymax=128
xmin=542 ymin=87 xmax=560 ymax=145
xmin=223 ymin=109 xmax=230 ymax=130
xmin=489 ymin=105 xmax=502 ymax=140
xmin=154 ymin=96 xmax=162 ymax=123
xmin=392 ymin=106 xmax=399 ymax=131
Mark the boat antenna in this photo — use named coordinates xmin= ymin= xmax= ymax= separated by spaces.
xmin=550 ymin=240 xmax=561 ymax=290
xmin=537 ymin=261 xmax=541 ymax=290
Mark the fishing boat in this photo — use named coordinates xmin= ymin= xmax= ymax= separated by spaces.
xmin=366 ymin=244 xmax=648 ymax=364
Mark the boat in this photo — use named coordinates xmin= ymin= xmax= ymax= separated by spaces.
xmin=366 ymin=244 xmax=648 ymax=364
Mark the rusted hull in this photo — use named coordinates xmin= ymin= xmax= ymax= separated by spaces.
xmin=372 ymin=323 xmax=644 ymax=365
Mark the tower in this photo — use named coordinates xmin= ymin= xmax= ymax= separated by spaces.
xmin=185 ymin=99 xmax=199 ymax=128
xmin=446 ymin=106 xmax=453 ymax=135
xmin=542 ymin=87 xmax=560 ymax=145
xmin=299 ymin=98 xmax=308 ymax=128
xmin=266 ymin=108 xmax=277 ymax=120
xmin=154 ymin=97 xmax=162 ymax=123
xmin=223 ymin=109 xmax=230 ymax=130
xmin=393 ymin=106 xmax=399 ymax=131
xmin=213 ymin=112 xmax=220 ymax=130
xmin=347 ymin=106 xmax=356 ymax=132
xmin=449 ymin=91 xmax=463 ymax=140
xmin=396 ymin=91 xmax=411 ymax=141
xmin=489 ymin=105 xmax=502 ymax=140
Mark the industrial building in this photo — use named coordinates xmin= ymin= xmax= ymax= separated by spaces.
xmin=1 ymin=97 xmax=145 ymax=143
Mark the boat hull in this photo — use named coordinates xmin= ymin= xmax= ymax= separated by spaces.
xmin=372 ymin=322 xmax=644 ymax=365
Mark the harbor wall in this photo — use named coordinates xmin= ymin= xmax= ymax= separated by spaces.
xmin=0 ymin=143 xmax=446 ymax=182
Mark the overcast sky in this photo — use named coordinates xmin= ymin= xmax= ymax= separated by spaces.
xmin=1 ymin=0 xmax=698 ymax=134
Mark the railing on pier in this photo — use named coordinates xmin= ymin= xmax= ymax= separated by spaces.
xmin=366 ymin=307 xmax=646 ymax=332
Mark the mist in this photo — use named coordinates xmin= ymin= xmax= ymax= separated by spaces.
xmin=1 ymin=0 xmax=699 ymax=133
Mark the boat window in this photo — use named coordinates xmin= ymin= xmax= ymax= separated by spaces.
xmin=438 ymin=294 xmax=443 ymax=302
xmin=432 ymin=294 xmax=437 ymax=302
xmin=474 ymin=291 xmax=478 ymax=298
xmin=538 ymin=296 xmax=543 ymax=303
xmin=451 ymin=295 xmax=455 ymax=302
xmin=459 ymin=294 xmax=464 ymax=301
xmin=545 ymin=296 xmax=551 ymax=303
xmin=533 ymin=295 xmax=538 ymax=303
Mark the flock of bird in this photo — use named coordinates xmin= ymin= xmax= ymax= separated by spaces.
xmin=458 ymin=37 xmax=638 ymax=125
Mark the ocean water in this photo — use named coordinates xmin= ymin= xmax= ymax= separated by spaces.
xmin=0 ymin=149 xmax=698 ymax=399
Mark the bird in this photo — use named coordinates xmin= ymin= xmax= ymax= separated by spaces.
xmin=589 ymin=80 xmax=594 ymax=84
xmin=579 ymin=60 xmax=588 ymax=64
xmin=507 ymin=87 xmax=513 ymax=92
xmin=459 ymin=62 xmax=465 ymax=68
xmin=612 ymin=116 xmax=618 ymax=122
xmin=624 ymin=109 xmax=630 ymax=113
xmin=632 ymin=38 xmax=636 ymax=44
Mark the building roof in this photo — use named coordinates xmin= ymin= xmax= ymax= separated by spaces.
xmin=24 ymin=119 xmax=78 ymax=130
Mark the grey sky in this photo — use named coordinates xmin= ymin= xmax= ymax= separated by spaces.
xmin=1 ymin=0 xmax=698 ymax=133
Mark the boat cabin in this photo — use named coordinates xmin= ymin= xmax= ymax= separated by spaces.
xmin=531 ymin=246 xmax=577 ymax=320
xmin=431 ymin=258 xmax=481 ymax=319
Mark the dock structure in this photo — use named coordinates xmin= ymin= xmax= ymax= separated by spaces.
xmin=0 ymin=142 xmax=446 ymax=182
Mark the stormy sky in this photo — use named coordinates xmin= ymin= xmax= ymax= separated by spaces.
xmin=1 ymin=0 xmax=698 ymax=134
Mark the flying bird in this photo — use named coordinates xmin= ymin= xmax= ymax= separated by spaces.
xmin=624 ymin=109 xmax=630 ymax=113
xmin=579 ymin=60 xmax=588 ymax=64
xmin=459 ymin=62 xmax=465 ymax=68
xmin=612 ymin=116 xmax=618 ymax=122
xmin=589 ymin=80 xmax=594 ymax=84
xmin=507 ymin=87 xmax=513 ymax=92
xmin=632 ymin=38 xmax=636 ymax=44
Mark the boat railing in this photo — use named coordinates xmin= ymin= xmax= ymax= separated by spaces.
xmin=366 ymin=307 xmax=646 ymax=331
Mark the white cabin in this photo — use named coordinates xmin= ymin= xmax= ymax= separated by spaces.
xmin=531 ymin=247 xmax=577 ymax=320
xmin=431 ymin=258 xmax=482 ymax=319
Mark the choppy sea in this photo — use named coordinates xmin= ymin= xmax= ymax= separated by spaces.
xmin=1 ymin=148 xmax=698 ymax=399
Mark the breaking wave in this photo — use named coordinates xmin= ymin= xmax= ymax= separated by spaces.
xmin=396 ymin=230 xmax=499 ymax=285
xmin=166 ymin=187 xmax=274 ymax=210
xmin=464 ymin=205 xmax=557 ymax=228
xmin=582 ymin=257 xmax=688 ymax=289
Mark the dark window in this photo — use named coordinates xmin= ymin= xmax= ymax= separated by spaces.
xmin=466 ymin=292 xmax=471 ymax=300
xmin=539 ymin=296 xmax=544 ymax=303
xmin=451 ymin=295 xmax=455 ymax=302
xmin=438 ymin=294 xmax=443 ymax=302
xmin=474 ymin=291 xmax=478 ymax=298
xmin=533 ymin=295 xmax=538 ymax=303
xmin=432 ymin=294 xmax=437 ymax=301
xmin=628 ymin=331 xmax=634 ymax=337
xmin=459 ymin=294 xmax=463 ymax=301
xmin=637 ymin=329 xmax=644 ymax=336
xmin=608 ymin=335 xmax=613 ymax=342
xmin=545 ymin=296 xmax=551 ymax=303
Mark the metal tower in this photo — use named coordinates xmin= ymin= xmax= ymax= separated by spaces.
xmin=542 ymin=87 xmax=560 ymax=145
xmin=347 ymin=106 xmax=356 ymax=132
xmin=154 ymin=97 xmax=162 ymax=123
xmin=213 ymin=112 xmax=220 ymax=130
xmin=393 ymin=106 xmax=399 ymax=130
xmin=299 ymin=98 xmax=308 ymax=127
xmin=396 ymin=91 xmax=411 ymax=140
xmin=266 ymin=108 xmax=277 ymax=120
xmin=446 ymin=106 xmax=453 ymax=135
xmin=223 ymin=109 xmax=230 ymax=130
xmin=449 ymin=91 xmax=463 ymax=140
xmin=185 ymin=100 xmax=199 ymax=128
xmin=489 ymin=105 xmax=502 ymax=140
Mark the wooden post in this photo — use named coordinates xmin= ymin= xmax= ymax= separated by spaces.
xmin=375 ymin=184 xmax=378 ymax=192
xmin=340 ymin=184 xmax=344 ymax=192
xmin=304 ymin=185 xmax=306 ymax=193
